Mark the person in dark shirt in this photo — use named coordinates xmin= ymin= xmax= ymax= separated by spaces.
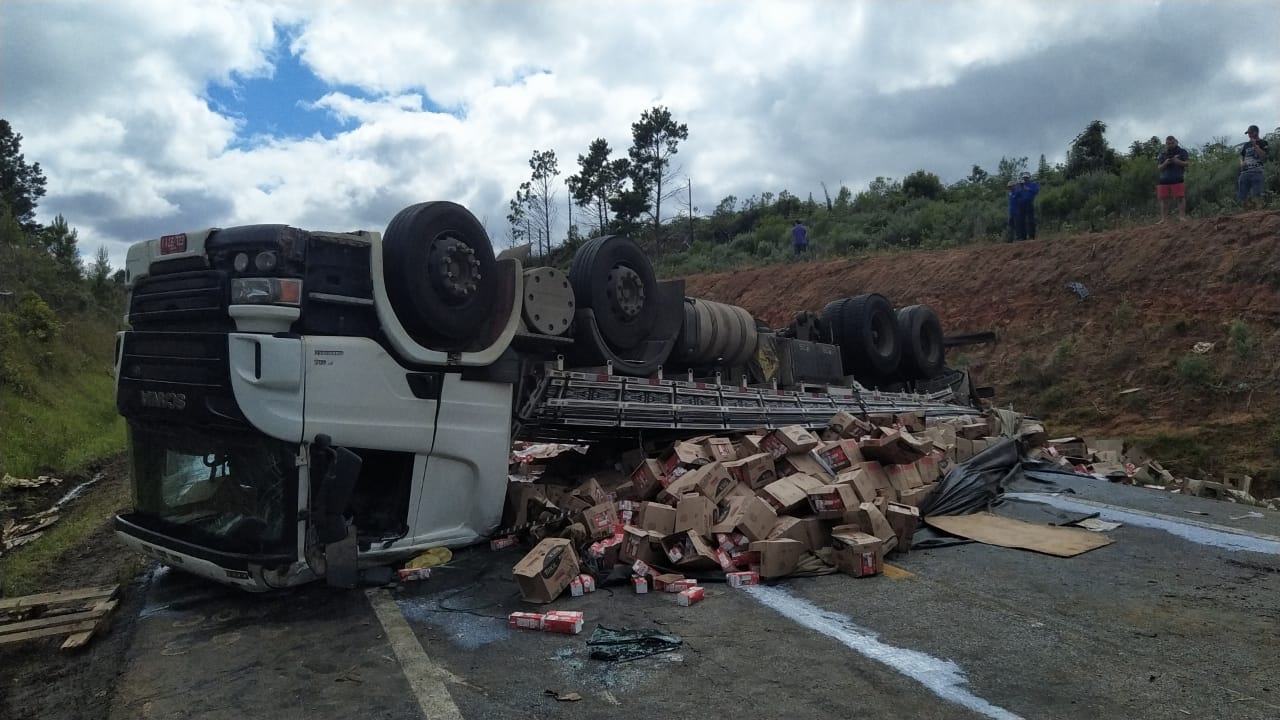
xmin=1238 ymin=125 xmax=1269 ymax=210
xmin=1156 ymin=135 xmax=1190 ymax=223
xmin=792 ymin=219 xmax=808 ymax=257
xmin=1019 ymin=173 xmax=1040 ymax=239
xmin=1006 ymin=181 xmax=1025 ymax=241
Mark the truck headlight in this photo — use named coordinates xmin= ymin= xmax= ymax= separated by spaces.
xmin=230 ymin=277 xmax=302 ymax=306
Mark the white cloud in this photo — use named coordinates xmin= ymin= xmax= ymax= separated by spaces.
xmin=1 ymin=0 xmax=1276 ymax=267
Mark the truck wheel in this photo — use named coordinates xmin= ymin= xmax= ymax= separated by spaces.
xmin=896 ymin=304 xmax=944 ymax=379
xmin=382 ymin=202 xmax=497 ymax=346
xmin=569 ymin=236 xmax=656 ymax=351
xmin=821 ymin=293 xmax=900 ymax=378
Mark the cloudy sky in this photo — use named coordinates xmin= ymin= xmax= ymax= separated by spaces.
xmin=1 ymin=0 xmax=1277 ymax=267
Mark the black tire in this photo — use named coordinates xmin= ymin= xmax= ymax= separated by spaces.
xmin=382 ymin=202 xmax=497 ymax=346
xmin=569 ymin=236 xmax=657 ymax=351
xmin=896 ymin=304 xmax=945 ymax=379
xmin=820 ymin=293 xmax=900 ymax=377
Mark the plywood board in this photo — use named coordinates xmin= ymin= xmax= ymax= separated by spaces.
xmin=925 ymin=512 xmax=1113 ymax=557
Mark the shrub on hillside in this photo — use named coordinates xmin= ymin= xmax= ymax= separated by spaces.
xmin=15 ymin=291 xmax=60 ymax=342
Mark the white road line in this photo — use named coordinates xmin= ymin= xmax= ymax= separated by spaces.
xmin=1006 ymin=493 xmax=1280 ymax=554
xmin=366 ymin=588 xmax=466 ymax=720
xmin=746 ymin=585 xmax=1024 ymax=720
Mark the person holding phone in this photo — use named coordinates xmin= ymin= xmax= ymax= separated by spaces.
xmin=1238 ymin=125 xmax=1269 ymax=210
xmin=1156 ymin=135 xmax=1189 ymax=223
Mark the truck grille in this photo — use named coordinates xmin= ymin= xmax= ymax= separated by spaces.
xmin=117 ymin=331 xmax=246 ymax=428
xmin=129 ymin=270 xmax=230 ymax=330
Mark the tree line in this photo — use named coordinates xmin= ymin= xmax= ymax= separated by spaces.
xmin=506 ymin=117 xmax=1279 ymax=275
xmin=0 ymin=119 xmax=125 ymax=395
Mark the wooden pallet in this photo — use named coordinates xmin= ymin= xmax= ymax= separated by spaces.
xmin=0 ymin=584 xmax=120 ymax=649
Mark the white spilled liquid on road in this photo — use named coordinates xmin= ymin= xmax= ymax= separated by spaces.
xmin=745 ymin=585 xmax=1024 ymax=720
xmin=1006 ymin=493 xmax=1280 ymax=554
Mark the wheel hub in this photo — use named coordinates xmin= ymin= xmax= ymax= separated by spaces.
xmin=428 ymin=235 xmax=483 ymax=301
xmin=606 ymin=265 xmax=646 ymax=320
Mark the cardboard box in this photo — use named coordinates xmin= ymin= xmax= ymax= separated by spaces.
xmin=513 ymin=538 xmax=581 ymax=604
xmin=799 ymin=516 xmax=833 ymax=551
xmin=828 ymin=411 xmax=873 ymax=439
xmin=702 ymin=437 xmax=738 ymax=463
xmin=767 ymin=516 xmax=810 ymax=547
xmin=838 ymin=464 xmax=893 ymax=503
xmin=829 ymin=527 xmax=885 ymax=577
xmin=914 ymin=455 xmax=941 ymax=485
xmin=884 ymin=463 xmax=923 ymax=494
xmin=504 ymin=481 xmax=553 ymax=529
xmin=585 ymin=532 xmax=624 ymax=567
xmin=630 ymin=459 xmax=666 ymax=499
xmin=842 ymin=502 xmax=898 ymax=551
xmin=652 ymin=573 xmax=685 ymax=591
xmin=724 ymin=453 xmax=776 ymax=490
xmin=660 ymin=461 xmax=735 ymax=504
xmin=722 ymin=479 xmax=755 ymax=502
xmin=885 ymin=502 xmax=920 ymax=554
xmin=748 ymin=538 xmax=807 ymax=578
xmin=579 ymin=501 xmax=619 ymax=540
xmin=778 ymin=451 xmax=836 ymax=480
xmin=895 ymin=484 xmax=935 ymax=508
xmin=726 ymin=570 xmax=760 ymax=588
xmin=859 ymin=429 xmax=932 ymax=465
xmin=893 ymin=412 xmax=926 ymax=432
xmin=959 ymin=421 xmax=992 ymax=440
xmin=663 ymin=441 xmax=710 ymax=473
xmin=661 ymin=531 xmax=720 ymax=570
xmin=759 ymin=477 xmax=809 ymax=514
xmin=786 ymin=473 xmax=827 ymax=494
xmin=710 ymin=495 xmax=778 ymax=541
xmin=816 ymin=440 xmax=865 ymax=473
xmin=675 ymin=495 xmax=717 ymax=537
xmin=676 ymin=586 xmax=705 ymax=606
xmin=774 ymin=425 xmax=821 ymax=454
xmin=572 ymin=478 xmax=609 ymax=507
xmin=807 ymin=484 xmax=859 ymax=519
xmin=737 ymin=435 xmax=766 ymax=457
xmin=636 ymin=501 xmax=677 ymax=535
xmin=619 ymin=525 xmax=664 ymax=565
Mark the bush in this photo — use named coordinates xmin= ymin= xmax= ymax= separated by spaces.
xmin=1175 ymin=354 xmax=1212 ymax=387
xmin=1228 ymin=319 xmax=1256 ymax=361
xmin=15 ymin=291 xmax=60 ymax=341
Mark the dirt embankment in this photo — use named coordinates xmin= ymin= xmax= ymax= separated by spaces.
xmin=682 ymin=211 xmax=1280 ymax=488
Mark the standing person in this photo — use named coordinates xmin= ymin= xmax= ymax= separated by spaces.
xmin=1156 ymin=135 xmax=1190 ymax=223
xmin=1238 ymin=124 xmax=1269 ymax=210
xmin=1006 ymin=180 xmax=1025 ymax=241
xmin=791 ymin=219 xmax=808 ymax=257
xmin=1019 ymin=173 xmax=1040 ymax=238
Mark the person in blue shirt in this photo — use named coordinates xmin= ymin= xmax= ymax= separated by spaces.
xmin=1007 ymin=181 xmax=1026 ymax=241
xmin=1018 ymin=173 xmax=1040 ymax=239
xmin=792 ymin=220 xmax=808 ymax=257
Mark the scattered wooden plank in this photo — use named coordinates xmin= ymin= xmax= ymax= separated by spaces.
xmin=0 ymin=584 xmax=118 ymax=612
xmin=0 ymin=600 xmax=117 ymax=637
xmin=0 ymin=619 xmax=100 ymax=645
xmin=62 ymin=599 xmax=117 ymax=650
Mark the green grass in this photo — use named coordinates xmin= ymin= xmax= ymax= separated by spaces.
xmin=0 ymin=473 xmax=141 ymax=597
xmin=1 ymin=368 xmax=125 ymax=477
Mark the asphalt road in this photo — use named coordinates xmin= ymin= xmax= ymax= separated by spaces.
xmin=105 ymin=479 xmax=1280 ymax=720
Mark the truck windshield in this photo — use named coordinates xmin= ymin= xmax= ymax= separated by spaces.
xmin=127 ymin=424 xmax=297 ymax=556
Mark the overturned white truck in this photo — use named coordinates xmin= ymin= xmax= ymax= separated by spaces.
xmin=114 ymin=201 xmax=985 ymax=590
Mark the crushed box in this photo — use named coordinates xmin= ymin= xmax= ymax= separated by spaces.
xmin=749 ymin=538 xmax=807 ymax=578
xmin=710 ymin=495 xmax=778 ymax=541
xmin=807 ymin=484 xmax=859 ymax=520
xmin=759 ymin=477 xmax=809 ymax=514
xmin=636 ymin=501 xmax=677 ymax=535
xmin=724 ymin=453 xmax=777 ymax=490
xmin=513 ymin=538 xmax=581 ymax=604
xmin=830 ymin=527 xmax=885 ymax=577
xmin=885 ymin=502 xmax=920 ymax=554
xmin=675 ymin=494 xmax=717 ymax=536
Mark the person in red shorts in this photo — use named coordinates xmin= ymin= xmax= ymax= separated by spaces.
xmin=1156 ymin=135 xmax=1189 ymax=223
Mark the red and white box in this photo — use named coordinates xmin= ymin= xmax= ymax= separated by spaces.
xmin=508 ymin=612 xmax=545 ymax=630
xmin=676 ymin=586 xmax=705 ymax=606
xmin=398 ymin=567 xmax=431 ymax=582
xmin=490 ymin=536 xmax=518 ymax=550
xmin=714 ymin=548 xmax=737 ymax=571
xmin=726 ymin=571 xmax=760 ymax=588
xmin=631 ymin=559 xmax=655 ymax=578
xmin=577 ymin=573 xmax=596 ymax=593
xmin=633 ymin=576 xmax=649 ymax=594
xmin=664 ymin=579 xmax=698 ymax=593
xmin=652 ymin=573 xmax=685 ymax=592
xmin=542 ymin=610 xmax=585 ymax=635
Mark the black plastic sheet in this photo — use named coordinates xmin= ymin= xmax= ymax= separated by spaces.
xmin=587 ymin=625 xmax=683 ymax=662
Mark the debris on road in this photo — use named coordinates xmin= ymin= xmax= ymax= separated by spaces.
xmin=0 ymin=473 xmax=63 ymax=490
xmin=586 ymin=626 xmax=683 ymax=662
xmin=925 ymin=512 xmax=1113 ymax=557
xmin=544 ymin=690 xmax=582 ymax=702
xmin=0 ymin=584 xmax=120 ymax=650
xmin=1071 ymin=518 xmax=1123 ymax=532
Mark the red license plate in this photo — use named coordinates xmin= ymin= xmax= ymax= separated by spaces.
xmin=159 ymin=234 xmax=187 ymax=255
